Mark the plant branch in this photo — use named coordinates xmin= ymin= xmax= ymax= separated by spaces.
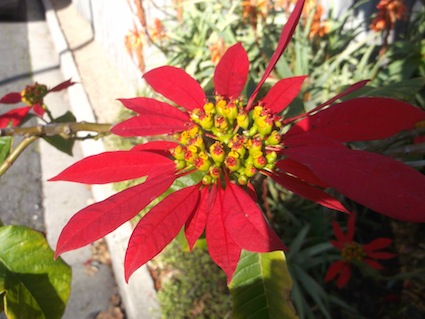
xmin=0 ymin=122 xmax=113 ymax=138
xmin=0 ymin=136 xmax=38 ymax=176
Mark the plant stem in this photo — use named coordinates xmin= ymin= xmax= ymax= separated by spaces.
xmin=0 ymin=136 xmax=38 ymax=176
xmin=0 ymin=122 xmax=112 ymax=138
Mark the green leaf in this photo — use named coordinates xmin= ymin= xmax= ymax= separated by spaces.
xmin=0 ymin=225 xmax=71 ymax=319
xmin=229 ymin=250 xmax=298 ymax=319
xmin=0 ymin=136 xmax=12 ymax=164
xmin=43 ymin=111 xmax=77 ymax=156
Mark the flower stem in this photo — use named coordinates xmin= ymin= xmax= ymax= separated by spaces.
xmin=0 ymin=136 xmax=38 ymax=176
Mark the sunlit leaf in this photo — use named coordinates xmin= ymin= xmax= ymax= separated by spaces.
xmin=229 ymin=250 xmax=298 ymax=319
xmin=214 ymin=43 xmax=249 ymax=99
xmin=144 ymin=66 xmax=206 ymax=111
xmin=124 ymin=184 xmax=201 ymax=281
xmin=0 ymin=225 xmax=71 ymax=319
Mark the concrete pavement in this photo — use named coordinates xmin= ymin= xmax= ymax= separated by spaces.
xmin=40 ymin=0 xmax=160 ymax=318
xmin=1 ymin=0 xmax=160 ymax=318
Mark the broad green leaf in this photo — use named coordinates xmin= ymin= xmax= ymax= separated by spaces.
xmin=43 ymin=111 xmax=76 ymax=156
xmin=0 ymin=136 xmax=12 ymax=164
xmin=229 ymin=250 xmax=298 ymax=319
xmin=0 ymin=225 xmax=71 ymax=319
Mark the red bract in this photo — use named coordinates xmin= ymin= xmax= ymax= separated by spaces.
xmin=324 ymin=214 xmax=395 ymax=288
xmin=0 ymin=79 xmax=74 ymax=120
xmin=52 ymin=0 xmax=425 ymax=283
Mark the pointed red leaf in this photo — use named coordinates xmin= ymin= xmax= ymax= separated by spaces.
xmin=286 ymin=97 xmax=425 ymax=142
xmin=185 ymin=187 xmax=212 ymax=251
xmin=275 ymin=158 xmax=328 ymax=188
xmin=111 ymin=114 xmax=188 ymax=137
xmin=346 ymin=213 xmax=356 ymax=242
xmin=49 ymin=151 xmax=175 ymax=184
xmin=363 ymin=238 xmax=393 ymax=252
xmin=0 ymin=92 xmax=22 ymax=104
xmin=144 ymin=66 xmax=206 ymax=111
xmin=363 ymin=259 xmax=384 ymax=270
xmin=223 ymin=182 xmax=287 ymax=252
xmin=284 ymin=145 xmax=425 ymax=222
xmin=118 ymin=97 xmax=190 ymax=121
xmin=32 ymin=104 xmax=45 ymax=117
xmin=336 ymin=262 xmax=351 ymax=288
xmin=124 ymin=184 xmax=201 ymax=281
xmin=206 ymin=185 xmax=242 ymax=283
xmin=0 ymin=107 xmax=30 ymax=127
xmin=214 ymin=43 xmax=249 ymax=99
xmin=131 ymin=140 xmax=179 ymax=157
xmin=247 ymin=0 xmax=305 ymax=109
xmin=324 ymin=260 xmax=345 ymax=282
xmin=332 ymin=221 xmax=348 ymax=244
xmin=261 ymin=76 xmax=307 ymax=114
xmin=48 ymin=78 xmax=75 ymax=92
xmin=55 ymin=175 xmax=176 ymax=257
xmin=271 ymin=171 xmax=349 ymax=214
xmin=366 ymin=251 xmax=395 ymax=259
xmin=282 ymin=79 xmax=370 ymax=125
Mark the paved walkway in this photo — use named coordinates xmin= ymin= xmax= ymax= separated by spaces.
xmin=41 ymin=0 xmax=160 ymax=318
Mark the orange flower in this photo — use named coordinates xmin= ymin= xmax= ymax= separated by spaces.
xmin=209 ymin=37 xmax=227 ymax=65
xmin=370 ymin=0 xmax=406 ymax=32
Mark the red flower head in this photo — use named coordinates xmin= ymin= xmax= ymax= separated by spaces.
xmin=324 ymin=214 xmax=396 ymax=288
xmin=0 ymin=79 xmax=75 ymax=125
xmin=51 ymin=0 xmax=425 ymax=283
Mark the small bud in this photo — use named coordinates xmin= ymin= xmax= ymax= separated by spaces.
xmin=244 ymin=163 xmax=257 ymax=177
xmin=266 ymin=130 xmax=281 ymax=145
xmin=171 ymin=145 xmax=186 ymax=160
xmin=210 ymin=141 xmax=225 ymax=163
xmin=237 ymin=112 xmax=249 ymax=129
xmin=209 ymin=165 xmax=221 ymax=179
xmin=253 ymin=151 xmax=266 ymax=169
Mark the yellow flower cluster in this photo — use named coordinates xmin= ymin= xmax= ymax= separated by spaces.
xmin=171 ymin=97 xmax=282 ymax=185
xmin=21 ymin=83 xmax=48 ymax=106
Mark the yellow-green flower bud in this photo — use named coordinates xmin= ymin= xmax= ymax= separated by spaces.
xmin=266 ymin=130 xmax=281 ymax=145
xmin=216 ymin=99 xmax=227 ymax=116
xmin=225 ymin=151 xmax=241 ymax=172
xmin=175 ymin=159 xmax=186 ymax=170
xmin=214 ymin=115 xmax=228 ymax=132
xmin=199 ymin=113 xmax=213 ymax=130
xmin=237 ymin=174 xmax=248 ymax=185
xmin=244 ymin=163 xmax=257 ymax=177
xmin=247 ymin=136 xmax=263 ymax=155
xmin=194 ymin=152 xmax=212 ymax=171
xmin=209 ymin=165 xmax=221 ymax=179
xmin=171 ymin=145 xmax=186 ymax=160
xmin=202 ymin=174 xmax=213 ymax=185
xmin=210 ymin=141 xmax=225 ymax=163
xmin=266 ymin=151 xmax=277 ymax=164
xmin=204 ymin=102 xmax=215 ymax=114
xmin=237 ymin=112 xmax=249 ymax=129
xmin=253 ymin=151 xmax=266 ymax=169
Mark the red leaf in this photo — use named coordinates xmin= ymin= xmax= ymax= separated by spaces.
xmin=332 ymin=221 xmax=348 ymax=243
xmin=48 ymin=78 xmax=75 ymax=92
xmin=49 ymin=151 xmax=175 ymax=184
xmin=111 ymin=114 xmax=188 ymax=137
xmin=206 ymin=185 xmax=242 ymax=283
xmin=131 ymin=140 xmax=179 ymax=157
xmin=324 ymin=260 xmax=345 ymax=282
xmin=214 ymin=43 xmax=249 ymax=99
xmin=284 ymin=145 xmax=425 ymax=222
xmin=261 ymin=76 xmax=307 ymax=114
xmin=282 ymin=79 xmax=370 ymax=125
xmin=124 ymin=184 xmax=201 ymax=281
xmin=363 ymin=259 xmax=384 ymax=270
xmin=55 ymin=175 xmax=176 ymax=257
xmin=185 ymin=187 xmax=212 ymax=251
xmin=247 ymin=0 xmax=305 ymax=109
xmin=286 ymin=97 xmax=425 ymax=142
xmin=0 ymin=107 xmax=30 ymax=127
xmin=144 ymin=66 xmax=206 ymax=111
xmin=223 ymin=182 xmax=287 ymax=252
xmin=0 ymin=92 xmax=22 ymax=104
xmin=32 ymin=104 xmax=45 ymax=117
xmin=363 ymin=238 xmax=393 ymax=252
xmin=275 ymin=158 xmax=328 ymax=188
xmin=271 ymin=171 xmax=349 ymax=214
xmin=118 ymin=97 xmax=190 ymax=121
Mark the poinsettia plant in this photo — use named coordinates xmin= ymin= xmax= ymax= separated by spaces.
xmin=324 ymin=213 xmax=395 ymax=288
xmin=50 ymin=0 xmax=425 ymax=289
